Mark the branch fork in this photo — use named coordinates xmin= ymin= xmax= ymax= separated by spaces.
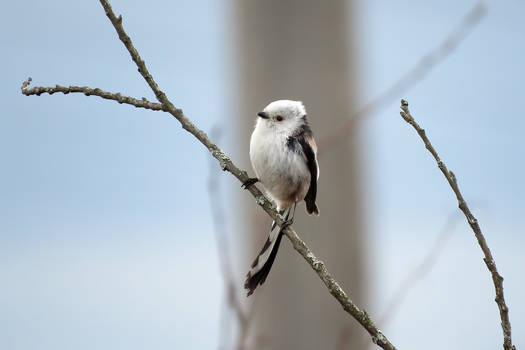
xmin=21 ymin=1 xmax=396 ymax=349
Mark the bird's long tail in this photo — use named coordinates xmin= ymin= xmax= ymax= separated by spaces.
xmin=244 ymin=215 xmax=287 ymax=296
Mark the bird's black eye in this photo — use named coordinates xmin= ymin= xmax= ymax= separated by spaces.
xmin=276 ymin=115 xmax=283 ymax=121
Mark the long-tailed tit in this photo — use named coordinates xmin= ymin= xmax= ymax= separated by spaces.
xmin=243 ymin=100 xmax=320 ymax=296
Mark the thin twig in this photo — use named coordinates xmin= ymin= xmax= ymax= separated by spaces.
xmin=21 ymin=78 xmax=165 ymax=111
xmin=207 ymin=126 xmax=253 ymax=350
xmin=378 ymin=213 xmax=462 ymax=327
xmin=318 ymin=2 xmax=487 ymax=155
xmin=20 ymin=0 xmax=398 ymax=349
xmin=399 ymin=99 xmax=515 ymax=350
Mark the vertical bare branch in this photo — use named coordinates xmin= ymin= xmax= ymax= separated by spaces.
xmin=399 ymin=99 xmax=515 ymax=350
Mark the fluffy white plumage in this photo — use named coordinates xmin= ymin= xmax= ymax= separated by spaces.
xmin=250 ymin=100 xmax=316 ymax=212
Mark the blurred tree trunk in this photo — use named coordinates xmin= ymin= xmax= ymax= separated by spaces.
xmin=233 ymin=1 xmax=366 ymax=348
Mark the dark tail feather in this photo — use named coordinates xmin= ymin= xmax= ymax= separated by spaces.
xmin=244 ymin=229 xmax=284 ymax=296
xmin=305 ymin=200 xmax=319 ymax=216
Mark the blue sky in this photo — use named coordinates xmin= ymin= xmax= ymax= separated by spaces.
xmin=1 ymin=0 xmax=523 ymax=349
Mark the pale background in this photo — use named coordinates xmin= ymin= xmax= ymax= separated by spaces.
xmin=1 ymin=0 xmax=523 ymax=349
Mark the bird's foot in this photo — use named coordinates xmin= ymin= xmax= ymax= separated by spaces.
xmin=242 ymin=177 xmax=259 ymax=189
xmin=281 ymin=218 xmax=294 ymax=230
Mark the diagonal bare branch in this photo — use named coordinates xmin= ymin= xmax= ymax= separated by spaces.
xmin=318 ymin=2 xmax=487 ymax=155
xmin=399 ymin=99 xmax=515 ymax=350
xmin=21 ymin=77 xmax=165 ymax=111
xmin=98 ymin=0 xmax=396 ymax=346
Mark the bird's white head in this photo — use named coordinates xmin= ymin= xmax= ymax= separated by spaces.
xmin=256 ymin=100 xmax=307 ymax=135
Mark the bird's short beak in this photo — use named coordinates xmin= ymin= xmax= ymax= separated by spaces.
xmin=257 ymin=111 xmax=269 ymax=119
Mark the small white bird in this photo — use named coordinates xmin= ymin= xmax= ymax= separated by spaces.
xmin=243 ymin=100 xmax=320 ymax=296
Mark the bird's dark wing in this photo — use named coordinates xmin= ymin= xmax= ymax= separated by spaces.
xmin=298 ymin=134 xmax=319 ymax=215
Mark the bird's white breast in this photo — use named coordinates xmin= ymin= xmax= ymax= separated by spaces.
xmin=249 ymin=123 xmax=310 ymax=211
